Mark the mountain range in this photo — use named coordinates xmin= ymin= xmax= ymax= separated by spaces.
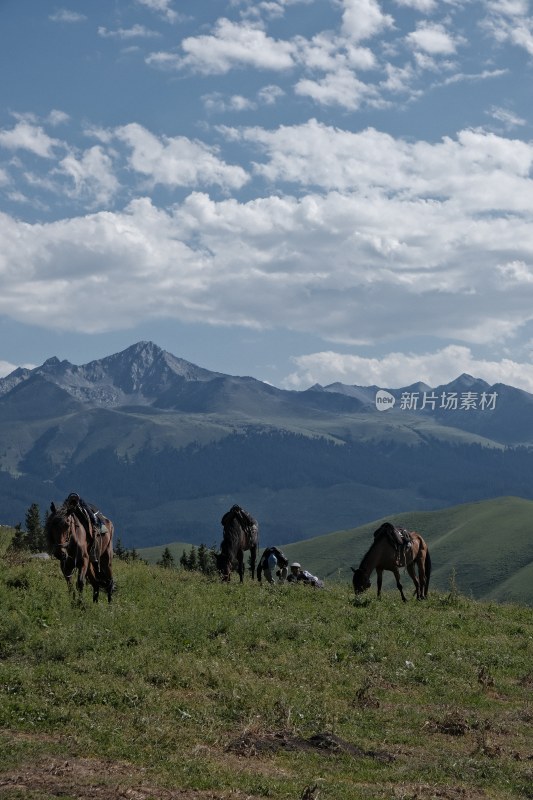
xmin=0 ymin=341 xmax=532 ymax=547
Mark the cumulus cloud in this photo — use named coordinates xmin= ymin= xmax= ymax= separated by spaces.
xmin=56 ymin=146 xmax=120 ymax=206
xmin=114 ymin=123 xmax=249 ymax=189
xmin=295 ymin=68 xmax=376 ymax=110
xmin=0 ymin=122 xmax=62 ymax=158
xmin=341 ymin=0 xmax=394 ymax=43
xmin=149 ymin=18 xmax=296 ymax=74
xmin=406 ymin=22 xmax=463 ymax=55
xmin=282 ymin=347 xmax=533 ymax=393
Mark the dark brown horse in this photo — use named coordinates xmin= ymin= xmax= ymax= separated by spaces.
xmin=352 ymin=522 xmax=431 ymax=602
xmin=217 ymin=505 xmax=258 ymax=582
xmin=45 ymin=500 xmax=115 ymax=602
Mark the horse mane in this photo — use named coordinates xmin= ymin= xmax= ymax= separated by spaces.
xmin=373 ymin=522 xmax=395 ymax=540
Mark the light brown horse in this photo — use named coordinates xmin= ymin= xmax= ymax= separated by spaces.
xmin=352 ymin=522 xmax=431 ymax=602
xmin=216 ymin=505 xmax=258 ymax=582
xmin=45 ymin=500 xmax=115 ymax=602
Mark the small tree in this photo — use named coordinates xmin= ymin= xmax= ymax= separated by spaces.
xmin=198 ymin=543 xmax=217 ymax=575
xmin=187 ymin=546 xmax=198 ymax=571
xmin=114 ymin=537 xmax=127 ymax=559
xmin=10 ymin=523 xmax=28 ymax=552
xmin=158 ymin=546 xmax=175 ymax=569
xmin=25 ymin=503 xmax=45 ymax=552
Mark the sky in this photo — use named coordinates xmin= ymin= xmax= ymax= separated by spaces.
xmin=1 ymin=0 xmax=533 ymax=392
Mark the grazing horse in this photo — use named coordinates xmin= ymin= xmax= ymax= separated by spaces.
xmin=352 ymin=522 xmax=431 ymax=602
xmin=45 ymin=501 xmax=115 ymax=603
xmin=217 ymin=505 xmax=258 ymax=582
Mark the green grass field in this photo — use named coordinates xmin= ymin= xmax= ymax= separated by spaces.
xmin=0 ymin=527 xmax=532 ymax=799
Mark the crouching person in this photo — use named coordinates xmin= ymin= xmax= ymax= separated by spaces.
xmin=257 ymin=546 xmax=289 ymax=584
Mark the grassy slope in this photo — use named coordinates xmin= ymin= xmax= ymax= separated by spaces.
xmin=139 ymin=496 xmax=533 ymax=607
xmin=281 ymin=495 xmax=533 ymax=604
xmin=0 ymin=546 xmax=532 ymax=800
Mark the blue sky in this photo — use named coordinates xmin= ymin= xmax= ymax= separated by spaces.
xmin=1 ymin=0 xmax=533 ymax=391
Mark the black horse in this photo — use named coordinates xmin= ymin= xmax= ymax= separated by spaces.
xmin=217 ymin=505 xmax=258 ymax=582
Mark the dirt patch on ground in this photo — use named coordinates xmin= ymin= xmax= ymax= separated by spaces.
xmin=391 ymin=784 xmax=490 ymax=800
xmin=0 ymin=756 xmax=255 ymax=800
xmin=226 ymin=729 xmax=395 ymax=763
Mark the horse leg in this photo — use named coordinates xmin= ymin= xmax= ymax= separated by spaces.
xmin=418 ymin=558 xmax=427 ymax=599
xmin=406 ymin=562 xmax=421 ymax=599
xmin=61 ymin=555 xmax=75 ymax=595
xmin=250 ymin=545 xmax=257 ymax=580
xmin=106 ymin=577 xmax=115 ymax=603
xmin=76 ymin=553 xmax=90 ymax=595
xmin=376 ymin=569 xmax=383 ymax=598
xmin=392 ymin=566 xmax=408 ymax=602
xmin=237 ymin=551 xmax=244 ymax=583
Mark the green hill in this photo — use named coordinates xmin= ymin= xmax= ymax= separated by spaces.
xmin=0 ymin=544 xmax=531 ymax=799
xmin=139 ymin=496 xmax=533 ymax=606
xmin=282 ymin=496 xmax=533 ymax=606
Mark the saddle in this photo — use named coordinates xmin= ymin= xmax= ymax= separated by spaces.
xmin=375 ymin=523 xmax=412 ymax=566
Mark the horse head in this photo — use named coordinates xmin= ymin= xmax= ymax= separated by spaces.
xmin=351 ymin=566 xmax=371 ymax=595
xmin=45 ymin=502 xmax=79 ymax=563
xmin=216 ymin=550 xmax=231 ymax=581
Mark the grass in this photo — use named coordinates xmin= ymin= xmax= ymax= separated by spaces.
xmin=0 ymin=533 xmax=532 ymax=799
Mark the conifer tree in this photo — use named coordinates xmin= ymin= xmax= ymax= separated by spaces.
xmin=25 ymin=503 xmax=45 ymax=552
xmin=158 ymin=546 xmax=175 ymax=569
xmin=10 ymin=524 xmax=28 ymax=552
xmin=187 ymin=546 xmax=198 ymax=571
xmin=114 ymin=537 xmax=127 ymax=559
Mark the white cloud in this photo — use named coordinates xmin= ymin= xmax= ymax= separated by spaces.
xmin=98 ymin=25 xmax=160 ymax=39
xmin=482 ymin=1 xmax=533 ymax=56
xmin=47 ymin=110 xmax=70 ymax=126
xmin=49 ymin=9 xmax=87 ymax=23
xmin=153 ymin=18 xmax=296 ymax=74
xmin=393 ymin=0 xmax=437 ymax=10
xmin=202 ymin=93 xmax=257 ymax=114
xmin=497 ymin=260 xmax=533 ymax=284
xmin=406 ymin=22 xmax=462 ymax=55
xmin=0 ymin=360 xmax=36 ymax=378
xmin=282 ymin=346 xmax=533 ymax=393
xmin=341 ymin=0 xmax=394 ymax=43
xmin=229 ymin=120 xmax=533 ymax=208
xmin=0 ymin=122 xmax=61 ymax=158
xmin=56 ymin=146 xmax=120 ymax=206
xmin=295 ymin=68 xmax=376 ymax=110
xmin=488 ymin=106 xmax=526 ymax=129
xmin=257 ymin=84 xmax=285 ymax=105
xmin=135 ymin=0 xmax=179 ymax=23
xmin=2 ymin=117 xmax=533 ymax=352
xmin=114 ymin=123 xmax=249 ymax=189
